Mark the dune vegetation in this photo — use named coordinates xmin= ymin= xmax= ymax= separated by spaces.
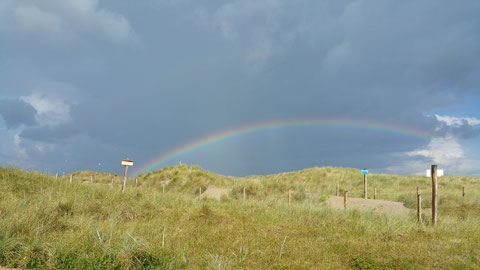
xmin=0 ymin=164 xmax=479 ymax=269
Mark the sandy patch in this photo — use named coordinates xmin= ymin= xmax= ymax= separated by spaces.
xmin=325 ymin=196 xmax=412 ymax=215
xmin=201 ymin=186 xmax=230 ymax=200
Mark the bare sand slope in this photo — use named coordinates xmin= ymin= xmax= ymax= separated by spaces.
xmin=326 ymin=196 xmax=412 ymax=215
xmin=201 ymin=186 xmax=230 ymax=200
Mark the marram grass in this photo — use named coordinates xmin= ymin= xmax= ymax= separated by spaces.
xmin=0 ymin=165 xmax=479 ymax=269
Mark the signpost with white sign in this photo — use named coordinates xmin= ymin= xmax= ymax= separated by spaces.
xmin=121 ymin=158 xmax=134 ymax=193
xmin=361 ymin=169 xmax=368 ymax=198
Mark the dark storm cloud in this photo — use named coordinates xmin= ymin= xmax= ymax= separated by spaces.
xmin=0 ymin=99 xmax=36 ymax=128
xmin=1 ymin=0 xmax=479 ymax=175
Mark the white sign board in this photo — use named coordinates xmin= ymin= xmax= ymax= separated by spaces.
xmin=426 ymin=169 xmax=444 ymax=177
xmin=121 ymin=159 xmax=134 ymax=166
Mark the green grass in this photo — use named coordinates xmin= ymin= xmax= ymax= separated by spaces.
xmin=1 ymin=165 xmax=479 ymax=269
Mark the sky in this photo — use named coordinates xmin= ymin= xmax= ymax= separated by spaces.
xmin=0 ymin=0 xmax=479 ymax=177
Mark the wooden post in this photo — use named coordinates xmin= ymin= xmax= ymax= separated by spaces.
xmin=288 ymin=190 xmax=292 ymax=205
xmin=363 ymin=173 xmax=367 ymax=198
xmin=462 ymin=187 xmax=465 ymax=197
xmin=416 ymin=187 xmax=419 ymax=196
xmin=70 ymin=175 xmax=72 ymax=184
xmin=374 ymin=188 xmax=377 ymax=200
xmin=162 ymin=228 xmax=165 ymax=248
xmin=135 ymin=178 xmax=138 ymax=188
xmin=199 ymin=187 xmax=202 ymax=199
xmin=344 ymin=191 xmax=348 ymax=209
xmin=55 ymin=172 xmax=58 ymax=180
xmin=243 ymin=187 xmax=246 ymax=201
xmin=417 ymin=193 xmax=422 ymax=223
xmin=111 ymin=178 xmax=114 ymax=187
xmin=431 ymin=165 xmax=437 ymax=226
xmin=162 ymin=183 xmax=165 ymax=194
xmin=122 ymin=165 xmax=128 ymax=193
xmin=91 ymin=175 xmax=93 ymax=184
xmin=336 ymin=183 xmax=339 ymax=196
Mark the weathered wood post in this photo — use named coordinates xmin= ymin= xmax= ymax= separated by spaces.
xmin=417 ymin=193 xmax=422 ymax=223
xmin=55 ymin=172 xmax=58 ymax=180
xmin=462 ymin=187 xmax=465 ymax=197
xmin=288 ymin=190 xmax=292 ymax=205
xmin=374 ymin=188 xmax=377 ymax=200
xmin=363 ymin=172 xmax=367 ymax=198
xmin=416 ymin=187 xmax=419 ymax=196
xmin=336 ymin=183 xmax=339 ymax=196
xmin=431 ymin=165 xmax=437 ymax=226
xmin=135 ymin=178 xmax=138 ymax=188
xmin=111 ymin=178 xmax=114 ymax=187
xmin=344 ymin=191 xmax=348 ymax=209
xmin=121 ymin=159 xmax=134 ymax=193
xmin=243 ymin=187 xmax=246 ymax=201
xmin=70 ymin=175 xmax=72 ymax=184
xmin=199 ymin=187 xmax=202 ymax=199
xmin=162 ymin=183 xmax=165 ymax=194
xmin=91 ymin=175 xmax=93 ymax=184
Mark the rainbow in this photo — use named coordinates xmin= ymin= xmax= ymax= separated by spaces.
xmin=132 ymin=118 xmax=434 ymax=176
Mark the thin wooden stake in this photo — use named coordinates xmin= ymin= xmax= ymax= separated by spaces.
xmin=162 ymin=183 xmax=165 ymax=194
xmin=431 ymin=165 xmax=438 ymax=226
xmin=288 ymin=190 xmax=292 ymax=205
xmin=417 ymin=193 xmax=422 ymax=223
xmin=243 ymin=187 xmax=246 ymax=202
xmin=111 ymin=178 xmax=114 ymax=187
xmin=199 ymin=187 xmax=202 ymax=199
xmin=135 ymin=178 xmax=138 ymax=188
xmin=336 ymin=183 xmax=339 ymax=196
xmin=55 ymin=172 xmax=58 ymax=180
xmin=374 ymin=188 xmax=377 ymax=200
xmin=344 ymin=191 xmax=348 ymax=209
xmin=416 ymin=186 xmax=419 ymax=196
xmin=162 ymin=228 xmax=165 ymax=248
xmin=91 ymin=175 xmax=93 ymax=184
xmin=363 ymin=173 xmax=367 ymax=198
xmin=462 ymin=187 xmax=465 ymax=197
xmin=70 ymin=175 xmax=72 ymax=184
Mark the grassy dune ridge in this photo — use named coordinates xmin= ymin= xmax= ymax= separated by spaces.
xmin=0 ymin=165 xmax=479 ymax=269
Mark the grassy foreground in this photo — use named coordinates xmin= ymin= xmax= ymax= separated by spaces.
xmin=0 ymin=165 xmax=479 ymax=269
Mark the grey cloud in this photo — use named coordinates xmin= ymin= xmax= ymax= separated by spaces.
xmin=0 ymin=99 xmax=37 ymax=128
xmin=1 ymin=0 xmax=480 ymax=176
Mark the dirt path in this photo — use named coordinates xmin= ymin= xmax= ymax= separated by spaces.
xmin=325 ymin=196 xmax=412 ymax=215
xmin=201 ymin=186 xmax=230 ymax=200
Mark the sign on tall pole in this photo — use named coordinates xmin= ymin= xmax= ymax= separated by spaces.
xmin=361 ymin=169 xmax=368 ymax=199
xmin=121 ymin=158 xmax=134 ymax=193
xmin=431 ymin=164 xmax=438 ymax=226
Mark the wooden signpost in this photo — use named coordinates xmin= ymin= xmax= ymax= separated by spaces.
xmin=121 ymin=158 xmax=134 ymax=193
xmin=431 ymin=165 xmax=438 ymax=226
xmin=361 ymin=169 xmax=368 ymax=199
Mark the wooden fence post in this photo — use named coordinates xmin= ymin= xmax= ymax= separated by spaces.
xmin=288 ymin=190 xmax=292 ymax=205
xmin=111 ymin=178 xmax=114 ymax=187
xmin=55 ymin=172 xmax=58 ymax=180
xmin=135 ymin=178 xmax=138 ymax=188
xmin=162 ymin=183 xmax=165 ymax=194
xmin=417 ymin=193 xmax=422 ymax=223
xmin=344 ymin=191 xmax=348 ymax=209
xmin=70 ymin=175 xmax=72 ymax=184
xmin=91 ymin=176 xmax=93 ymax=184
xmin=336 ymin=183 xmax=339 ymax=196
xmin=416 ymin=187 xmax=419 ymax=196
xmin=462 ymin=187 xmax=465 ymax=197
xmin=431 ymin=165 xmax=437 ymax=226
xmin=199 ymin=187 xmax=202 ymax=199
xmin=374 ymin=188 xmax=377 ymax=200
xmin=363 ymin=173 xmax=367 ymax=198
xmin=243 ymin=187 xmax=246 ymax=202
